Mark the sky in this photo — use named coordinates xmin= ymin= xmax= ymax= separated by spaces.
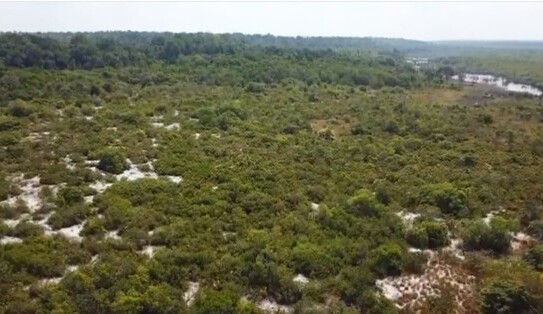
xmin=0 ymin=1 xmax=542 ymax=41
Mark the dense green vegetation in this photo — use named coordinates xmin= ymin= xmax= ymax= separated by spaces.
xmin=1 ymin=32 xmax=543 ymax=313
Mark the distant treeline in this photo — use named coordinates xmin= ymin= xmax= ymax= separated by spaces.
xmin=0 ymin=32 xmax=424 ymax=88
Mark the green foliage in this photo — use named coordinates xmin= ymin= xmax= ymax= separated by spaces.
xmin=421 ymin=183 xmax=468 ymax=216
xmin=347 ymin=189 xmax=384 ymax=217
xmin=2 ymin=31 xmax=543 ymax=312
xmin=462 ymin=217 xmax=513 ymax=255
xmin=7 ymin=99 xmax=32 ymax=117
xmin=524 ymin=245 xmax=543 ymax=271
xmin=406 ymin=220 xmax=449 ymax=249
xmin=372 ymin=243 xmax=404 ymax=277
xmin=481 ymin=280 xmax=530 ymax=314
xmin=193 ymin=289 xmax=239 ymax=314
xmin=97 ymin=149 xmax=127 ymax=174
xmin=0 ymin=175 xmax=9 ymax=201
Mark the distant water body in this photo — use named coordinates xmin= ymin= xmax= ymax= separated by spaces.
xmin=452 ymin=73 xmax=542 ymax=97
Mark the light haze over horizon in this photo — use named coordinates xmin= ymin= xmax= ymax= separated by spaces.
xmin=1 ymin=1 xmax=542 ymax=41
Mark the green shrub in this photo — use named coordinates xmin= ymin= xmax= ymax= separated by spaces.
xmin=462 ymin=218 xmax=512 ymax=255
xmin=423 ymin=183 xmax=468 ymax=216
xmin=97 ymin=149 xmax=128 ymax=174
xmin=372 ymin=243 xmax=404 ymax=277
xmin=8 ymin=99 xmax=32 ymax=117
xmin=193 ymin=289 xmax=239 ymax=314
xmin=481 ymin=280 xmax=530 ymax=314
xmin=524 ymin=244 xmax=543 ymax=271
xmin=348 ymin=189 xmax=384 ymax=217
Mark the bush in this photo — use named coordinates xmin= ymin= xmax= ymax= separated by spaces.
xmin=348 ymin=189 xmax=384 ymax=217
xmin=0 ymin=176 xmax=9 ymax=201
xmin=524 ymin=244 xmax=543 ymax=271
xmin=425 ymin=221 xmax=449 ymax=248
xmin=372 ymin=243 xmax=404 ymax=277
xmin=57 ymin=186 xmax=84 ymax=205
xmin=481 ymin=280 xmax=530 ymax=314
xmin=7 ymin=99 xmax=32 ymax=117
xmin=193 ymin=289 xmax=239 ymax=314
xmin=406 ymin=226 xmax=429 ymax=249
xmin=423 ymin=183 xmax=468 ymax=216
xmin=462 ymin=218 xmax=512 ymax=255
xmin=97 ymin=149 xmax=128 ymax=174
xmin=406 ymin=221 xmax=449 ymax=249
xmin=527 ymin=220 xmax=543 ymax=241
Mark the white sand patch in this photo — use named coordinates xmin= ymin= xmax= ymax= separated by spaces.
xmin=408 ymin=247 xmax=423 ymax=253
xmin=212 ymin=186 xmax=218 ymax=191
xmin=511 ymin=232 xmax=535 ymax=252
xmin=1 ymin=176 xmax=43 ymax=212
xmin=84 ymin=116 xmax=93 ymax=121
xmin=0 ymin=236 xmax=23 ymax=245
xmin=84 ymin=160 xmax=100 ymax=166
xmin=376 ymin=280 xmax=403 ymax=300
xmin=375 ymin=253 xmax=475 ymax=312
xmin=62 ymin=155 xmax=76 ymax=171
xmin=139 ymin=245 xmax=161 ymax=258
xmin=444 ymin=238 xmax=465 ymax=260
xmin=188 ymin=118 xmax=199 ymax=122
xmin=183 ymin=282 xmax=200 ymax=307
xmin=50 ymin=223 xmax=84 ymax=242
xmin=151 ymin=122 xmax=165 ymax=128
xmin=165 ymin=123 xmax=180 ymax=130
xmin=25 ymin=132 xmax=50 ymax=142
xmin=293 ymin=274 xmax=309 ymax=286
xmin=166 ymin=176 xmax=183 ymax=184
xmin=117 ymin=159 xmax=159 ymax=181
xmin=194 ymin=133 xmax=201 ymax=139
xmin=483 ymin=208 xmax=506 ymax=226
xmin=222 ymin=231 xmax=236 ymax=240
xmin=310 ymin=202 xmax=320 ymax=211
xmin=89 ymin=181 xmax=112 ymax=193
xmin=3 ymin=214 xmax=30 ymax=228
xmin=66 ymin=265 xmax=80 ymax=273
xmin=173 ymin=110 xmax=179 ymax=117
xmin=84 ymin=195 xmax=94 ymax=204
xmin=150 ymin=115 xmax=164 ymax=122
xmin=105 ymin=230 xmax=122 ymax=240
xmin=106 ymin=127 xmax=117 ymax=132
xmin=38 ymin=277 xmax=63 ymax=285
xmin=91 ymin=255 xmax=99 ymax=264
xmin=258 ymin=299 xmax=293 ymax=313
xmin=151 ymin=138 xmax=159 ymax=147
xmin=397 ymin=211 xmax=421 ymax=227
xmin=211 ymin=133 xmax=221 ymax=138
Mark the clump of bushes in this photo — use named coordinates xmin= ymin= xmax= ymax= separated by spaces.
xmin=372 ymin=242 xmax=404 ymax=277
xmin=481 ymin=280 xmax=530 ymax=314
xmin=348 ymin=189 xmax=386 ymax=217
xmin=97 ymin=149 xmax=128 ymax=174
xmin=461 ymin=217 xmax=515 ymax=255
xmin=421 ymin=183 xmax=469 ymax=217
xmin=406 ymin=220 xmax=449 ymax=249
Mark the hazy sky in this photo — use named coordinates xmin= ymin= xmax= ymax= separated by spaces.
xmin=1 ymin=1 xmax=542 ymax=41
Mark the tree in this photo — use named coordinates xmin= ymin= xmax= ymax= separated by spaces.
xmin=406 ymin=221 xmax=449 ymax=249
xmin=462 ymin=218 xmax=512 ymax=255
xmin=348 ymin=189 xmax=384 ymax=217
xmin=372 ymin=243 xmax=404 ymax=277
xmin=7 ymin=99 xmax=32 ymax=117
xmin=193 ymin=289 xmax=239 ymax=314
xmin=97 ymin=149 xmax=128 ymax=174
xmin=524 ymin=244 xmax=543 ymax=271
xmin=423 ymin=183 xmax=468 ymax=217
xmin=481 ymin=280 xmax=530 ymax=314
